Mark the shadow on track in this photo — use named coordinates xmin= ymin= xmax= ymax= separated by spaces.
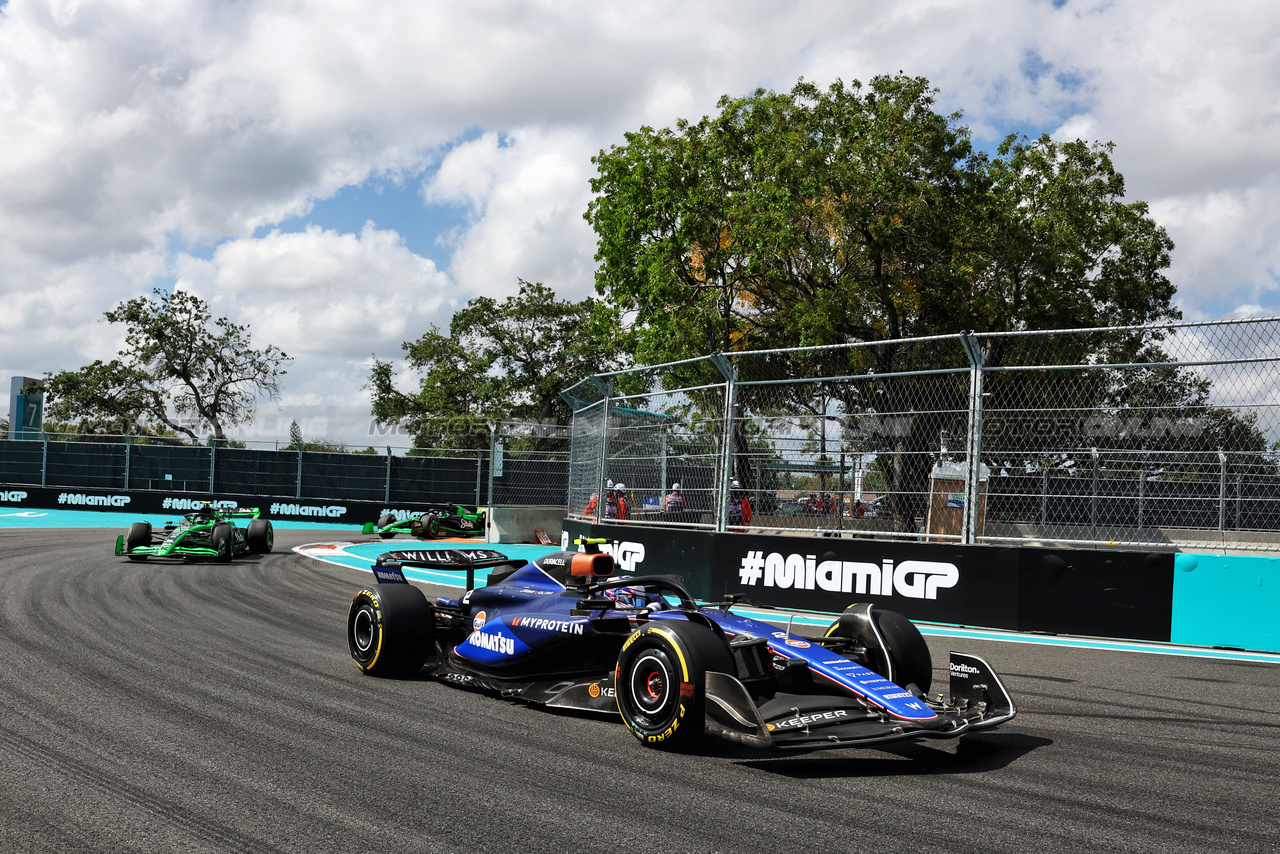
xmin=728 ymin=732 xmax=1052 ymax=778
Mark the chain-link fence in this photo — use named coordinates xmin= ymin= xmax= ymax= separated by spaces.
xmin=563 ymin=358 xmax=727 ymax=527
xmin=0 ymin=421 xmax=569 ymax=508
xmin=564 ymin=318 xmax=1280 ymax=552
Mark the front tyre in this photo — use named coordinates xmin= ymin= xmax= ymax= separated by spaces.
xmin=212 ymin=524 xmax=234 ymax=562
xmin=826 ymin=606 xmax=932 ymax=694
xmin=616 ymin=620 xmax=732 ymax=750
xmin=376 ymin=513 xmax=396 ymax=539
xmin=347 ymin=584 xmax=436 ymax=677
xmin=126 ymin=522 xmax=151 ymax=561
xmin=246 ymin=519 xmax=274 ymax=553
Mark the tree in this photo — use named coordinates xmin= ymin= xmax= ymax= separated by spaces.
xmin=585 ymin=74 xmax=1188 ymax=529
xmin=44 ymin=289 xmax=290 ymax=441
xmin=42 ymin=359 xmax=155 ymax=435
xmin=367 ymin=280 xmax=627 ymax=449
xmin=289 ymin=419 xmax=304 ymax=450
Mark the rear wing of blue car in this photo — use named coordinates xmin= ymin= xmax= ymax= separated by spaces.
xmin=372 ymin=548 xmax=526 ymax=590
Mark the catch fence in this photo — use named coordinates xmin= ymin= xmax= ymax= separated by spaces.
xmin=564 ymin=318 xmax=1280 ymax=552
xmin=0 ymin=420 xmax=570 ymax=508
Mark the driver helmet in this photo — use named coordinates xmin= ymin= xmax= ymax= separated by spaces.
xmin=602 ymin=577 xmax=659 ymax=610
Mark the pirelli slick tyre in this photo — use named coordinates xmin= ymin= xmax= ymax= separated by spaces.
xmin=425 ymin=515 xmax=442 ymax=539
xmin=246 ymin=519 xmax=274 ymax=554
xmin=212 ymin=524 xmax=234 ymax=562
xmin=826 ymin=606 xmax=932 ymax=694
xmin=126 ymin=522 xmax=151 ymax=561
xmin=376 ymin=513 xmax=396 ymax=539
xmin=615 ymin=620 xmax=732 ymax=751
xmin=347 ymin=584 xmax=436 ymax=677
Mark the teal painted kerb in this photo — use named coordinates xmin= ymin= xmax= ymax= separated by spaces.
xmin=1172 ymin=553 xmax=1280 ymax=652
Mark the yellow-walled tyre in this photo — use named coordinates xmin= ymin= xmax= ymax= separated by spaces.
xmin=615 ymin=620 xmax=732 ymax=750
xmin=347 ymin=584 xmax=436 ymax=677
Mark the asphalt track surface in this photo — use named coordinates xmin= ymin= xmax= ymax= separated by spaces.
xmin=1 ymin=528 xmax=1277 ymax=854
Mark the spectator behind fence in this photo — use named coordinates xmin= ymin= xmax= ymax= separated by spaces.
xmin=664 ymin=483 xmax=685 ymax=512
xmin=727 ymin=480 xmax=752 ymax=532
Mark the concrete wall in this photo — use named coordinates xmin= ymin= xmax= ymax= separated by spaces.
xmin=485 ymin=505 xmax=564 ymax=544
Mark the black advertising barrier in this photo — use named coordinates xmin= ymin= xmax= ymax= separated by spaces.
xmin=1016 ymin=548 xmax=1173 ymax=640
xmin=0 ymin=484 xmax=422 ymax=528
xmin=561 ymin=520 xmax=1175 ymax=642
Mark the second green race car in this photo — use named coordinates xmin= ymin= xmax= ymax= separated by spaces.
xmin=362 ymin=505 xmax=486 ymax=540
xmin=115 ymin=504 xmax=274 ymax=561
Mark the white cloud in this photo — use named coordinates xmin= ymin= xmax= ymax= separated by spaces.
xmin=4 ymin=0 xmax=1280 ymax=438
xmin=425 ymin=128 xmax=599 ymax=299
xmin=173 ymin=223 xmax=454 ymax=402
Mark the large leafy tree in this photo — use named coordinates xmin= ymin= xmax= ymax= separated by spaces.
xmin=586 ymin=74 xmax=1189 ymax=528
xmin=44 ymin=289 xmax=290 ymax=441
xmin=367 ymin=280 xmax=628 ymax=449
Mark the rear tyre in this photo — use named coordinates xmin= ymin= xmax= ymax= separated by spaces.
xmin=616 ymin=620 xmax=732 ymax=750
xmin=212 ymin=524 xmax=234 ymax=562
xmin=376 ymin=513 xmax=396 ymax=539
xmin=126 ymin=522 xmax=151 ymax=561
xmin=826 ymin=606 xmax=932 ymax=694
xmin=246 ymin=519 xmax=274 ymax=553
xmin=347 ymin=585 xmax=436 ymax=677
xmin=425 ymin=515 xmax=442 ymax=539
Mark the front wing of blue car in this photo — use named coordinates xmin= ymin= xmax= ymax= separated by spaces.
xmin=701 ymin=651 xmax=1016 ymax=751
xmin=428 ymin=649 xmax=1014 ymax=752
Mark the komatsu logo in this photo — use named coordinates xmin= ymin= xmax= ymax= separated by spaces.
xmin=468 ymin=632 xmax=515 ymax=655
xmin=0 ymin=491 xmax=27 ymax=503
xmin=737 ymin=551 xmax=959 ymax=600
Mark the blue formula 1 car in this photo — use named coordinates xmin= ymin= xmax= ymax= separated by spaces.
xmin=346 ymin=540 xmax=1016 ymax=753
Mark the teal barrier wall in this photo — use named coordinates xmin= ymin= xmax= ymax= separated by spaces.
xmin=1172 ymin=553 xmax=1280 ymax=651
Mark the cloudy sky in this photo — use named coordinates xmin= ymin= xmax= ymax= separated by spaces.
xmin=2 ymin=0 xmax=1278 ymax=442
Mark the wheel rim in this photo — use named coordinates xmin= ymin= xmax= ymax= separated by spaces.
xmin=351 ymin=604 xmax=377 ymax=662
xmin=627 ymin=649 xmax=676 ymax=724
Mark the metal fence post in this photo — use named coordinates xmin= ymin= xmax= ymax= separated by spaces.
xmin=475 ymin=449 xmax=483 ymax=506
xmin=710 ymin=354 xmax=738 ymax=533
xmin=1090 ymin=447 xmax=1099 ymax=534
xmin=124 ymin=435 xmax=131 ymax=490
xmin=959 ymin=332 xmax=984 ymax=544
xmin=209 ymin=439 xmax=217 ymax=494
xmin=1137 ymin=468 xmax=1145 ymax=530
xmin=659 ymin=428 xmax=668 ymax=499
xmin=487 ymin=423 xmax=497 ymax=508
xmin=596 ymin=384 xmax=612 ymax=524
xmin=41 ymin=432 xmax=48 ymax=487
xmin=295 ymin=445 xmax=302 ymax=499
xmin=1040 ymin=465 xmax=1048 ymax=526
xmin=385 ymin=446 xmax=392 ymax=504
xmin=1218 ymin=449 xmax=1227 ymax=531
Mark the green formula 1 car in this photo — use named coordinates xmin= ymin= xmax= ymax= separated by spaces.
xmin=115 ymin=504 xmax=274 ymax=561
xmin=362 ymin=505 xmax=487 ymax=540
